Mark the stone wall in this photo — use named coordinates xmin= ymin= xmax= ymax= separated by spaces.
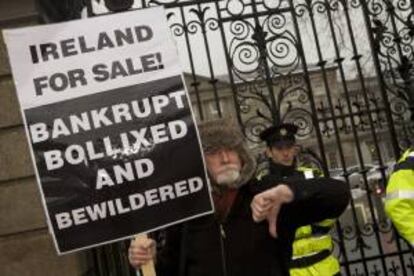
xmin=0 ymin=2 xmax=89 ymax=275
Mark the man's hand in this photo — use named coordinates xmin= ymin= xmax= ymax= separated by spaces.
xmin=128 ymin=237 xmax=156 ymax=269
xmin=251 ymin=184 xmax=294 ymax=238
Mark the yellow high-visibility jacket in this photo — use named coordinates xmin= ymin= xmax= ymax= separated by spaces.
xmin=385 ymin=148 xmax=414 ymax=246
xmin=290 ymin=167 xmax=340 ymax=276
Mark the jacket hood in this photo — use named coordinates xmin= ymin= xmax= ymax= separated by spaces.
xmin=198 ymin=118 xmax=256 ymax=189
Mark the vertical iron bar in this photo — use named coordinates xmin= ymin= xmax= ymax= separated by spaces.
xmin=360 ymin=0 xmax=401 ymax=159
xmin=214 ymin=1 xmax=244 ymax=128
xmin=91 ymin=248 xmax=101 ymax=276
xmin=386 ymin=1 xmax=414 ymax=117
xmin=250 ymin=0 xmax=279 ymax=124
xmin=197 ymin=2 xmax=222 ymax=118
xmin=178 ymin=6 xmax=205 ymax=120
xmin=341 ymin=0 xmax=387 ymax=173
xmin=307 ymin=0 xmax=348 ymax=186
xmin=289 ymin=0 xmax=329 ymax=173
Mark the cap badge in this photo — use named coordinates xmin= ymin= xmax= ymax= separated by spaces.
xmin=280 ymin=128 xmax=287 ymax=136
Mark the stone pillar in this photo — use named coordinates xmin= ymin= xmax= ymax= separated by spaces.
xmin=0 ymin=2 xmax=90 ymax=275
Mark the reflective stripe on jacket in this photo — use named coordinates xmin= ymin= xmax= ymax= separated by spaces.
xmin=292 ymin=228 xmax=333 ymax=256
xmin=385 ymin=149 xmax=414 ymax=246
xmin=290 ymin=254 xmax=340 ymax=276
xmin=291 ymin=167 xmax=340 ymax=275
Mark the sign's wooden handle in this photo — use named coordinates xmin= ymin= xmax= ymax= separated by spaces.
xmin=134 ymin=234 xmax=156 ymax=276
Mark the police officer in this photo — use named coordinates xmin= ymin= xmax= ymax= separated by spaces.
xmin=385 ymin=147 xmax=414 ymax=247
xmin=258 ymin=123 xmax=341 ymax=276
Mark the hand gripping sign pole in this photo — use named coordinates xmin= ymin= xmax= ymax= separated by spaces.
xmin=134 ymin=234 xmax=156 ymax=276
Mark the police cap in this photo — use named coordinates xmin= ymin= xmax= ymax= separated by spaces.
xmin=259 ymin=123 xmax=298 ymax=147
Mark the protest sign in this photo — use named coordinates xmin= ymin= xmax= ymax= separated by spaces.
xmin=3 ymin=6 xmax=213 ymax=254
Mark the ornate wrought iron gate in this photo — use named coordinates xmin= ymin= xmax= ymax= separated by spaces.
xmin=38 ymin=0 xmax=414 ymax=275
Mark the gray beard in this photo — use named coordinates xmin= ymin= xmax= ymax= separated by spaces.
xmin=215 ymin=169 xmax=241 ymax=188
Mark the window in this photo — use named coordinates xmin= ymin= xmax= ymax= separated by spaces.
xmin=328 ymin=151 xmax=338 ymax=169
xmin=365 ymin=141 xmax=379 ymax=163
xmin=208 ymin=100 xmax=224 ymax=116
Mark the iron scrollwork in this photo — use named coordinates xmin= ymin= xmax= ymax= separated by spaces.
xmin=366 ymin=0 xmax=414 ymax=143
